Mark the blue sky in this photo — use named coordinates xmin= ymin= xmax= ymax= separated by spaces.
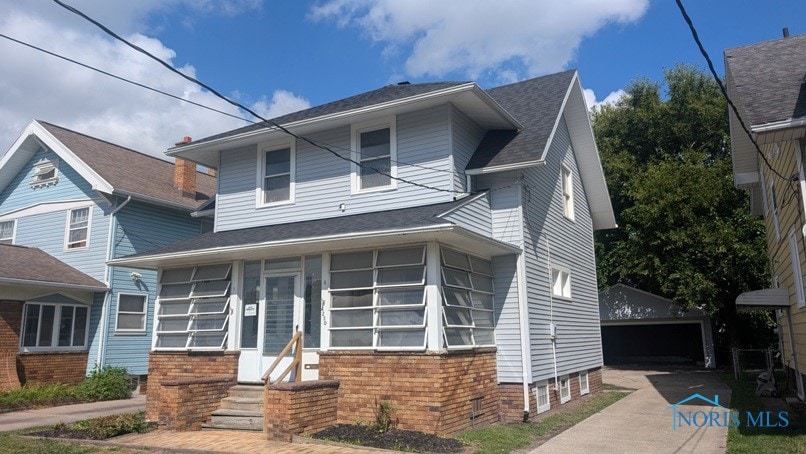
xmin=0 ymin=0 xmax=804 ymax=158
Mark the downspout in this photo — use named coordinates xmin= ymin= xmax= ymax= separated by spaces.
xmin=516 ymin=184 xmax=532 ymax=421
xmin=98 ymin=196 xmax=131 ymax=368
xmin=546 ymin=235 xmax=559 ymax=392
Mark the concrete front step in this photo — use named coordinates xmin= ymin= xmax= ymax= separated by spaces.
xmin=203 ymin=384 xmax=265 ymax=432
xmin=218 ymin=397 xmax=263 ymax=412
xmin=226 ymin=384 xmax=264 ymax=398
xmin=202 ymin=419 xmax=262 ymax=431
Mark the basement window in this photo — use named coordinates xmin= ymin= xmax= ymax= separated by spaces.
xmin=579 ymin=370 xmax=590 ymax=395
xmin=560 ymin=376 xmax=571 ymax=404
xmin=536 ymin=381 xmax=551 ymax=413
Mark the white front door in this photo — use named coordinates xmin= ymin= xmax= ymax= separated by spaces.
xmin=238 ymin=272 xmax=303 ymax=382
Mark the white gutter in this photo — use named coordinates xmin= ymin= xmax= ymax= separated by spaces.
xmin=466 ymin=160 xmax=546 ymax=176
xmin=112 ymin=189 xmax=200 ymax=213
xmin=0 ymin=277 xmax=107 ymax=292
xmin=751 ymin=117 xmax=806 ymax=134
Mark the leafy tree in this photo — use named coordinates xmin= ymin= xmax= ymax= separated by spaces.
xmin=593 ymin=65 xmax=773 ymax=358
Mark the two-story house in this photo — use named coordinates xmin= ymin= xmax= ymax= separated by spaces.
xmin=112 ymin=69 xmax=616 ymax=436
xmin=0 ymin=120 xmax=215 ymax=390
xmin=727 ymin=33 xmax=806 ymax=401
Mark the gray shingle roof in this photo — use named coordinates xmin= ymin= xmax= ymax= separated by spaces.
xmin=39 ymin=121 xmax=216 ymax=210
xmin=0 ymin=244 xmax=106 ymax=289
xmin=725 ymin=34 xmax=806 ymax=127
xmin=466 ymin=70 xmax=575 ymax=170
xmin=191 ymin=82 xmax=467 ymax=146
xmin=119 ymin=197 xmax=471 ymax=259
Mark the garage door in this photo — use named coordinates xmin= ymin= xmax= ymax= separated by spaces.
xmin=601 ymin=323 xmax=704 ymax=365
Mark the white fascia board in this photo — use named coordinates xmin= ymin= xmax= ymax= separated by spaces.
xmin=112 ymin=189 xmax=197 ymax=213
xmin=30 ymin=121 xmax=114 ymax=194
xmin=465 ymin=159 xmax=545 ymax=175
xmin=0 ymin=277 xmax=108 ymax=293
xmin=166 ymin=83 xmax=521 ymax=159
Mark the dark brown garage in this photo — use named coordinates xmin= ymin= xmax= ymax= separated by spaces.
xmin=601 ymin=323 xmax=705 ymax=365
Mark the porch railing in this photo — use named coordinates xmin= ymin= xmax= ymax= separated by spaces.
xmin=262 ymin=331 xmax=303 ymax=384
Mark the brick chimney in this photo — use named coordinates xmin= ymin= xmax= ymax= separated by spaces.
xmin=174 ymin=158 xmax=196 ymax=198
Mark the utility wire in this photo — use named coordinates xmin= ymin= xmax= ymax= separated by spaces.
xmin=53 ymin=0 xmax=461 ymax=195
xmin=0 ymin=33 xmax=254 ymax=124
xmin=674 ymin=0 xmax=790 ymax=185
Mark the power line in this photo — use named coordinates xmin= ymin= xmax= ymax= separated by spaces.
xmin=674 ymin=0 xmax=790 ymax=185
xmin=52 ymin=0 xmax=462 ymax=195
xmin=0 ymin=33 xmax=255 ymax=124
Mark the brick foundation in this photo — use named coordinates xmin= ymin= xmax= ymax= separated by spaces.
xmin=264 ymin=380 xmax=340 ymax=441
xmin=17 ymin=352 xmax=88 ymax=385
xmin=146 ymin=350 xmax=239 ymax=424
xmin=499 ymin=367 xmax=603 ymax=422
xmin=319 ymin=348 xmax=499 ymax=435
xmin=158 ymin=376 xmax=235 ymax=430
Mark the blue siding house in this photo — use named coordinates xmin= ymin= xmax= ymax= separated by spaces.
xmin=0 ymin=121 xmax=215 ymax=386
xmin=113 ymin=70 xmax=616 ymax=434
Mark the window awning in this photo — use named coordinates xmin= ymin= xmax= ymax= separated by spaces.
xmin=735 ymin=288 xmax=790 ymax=309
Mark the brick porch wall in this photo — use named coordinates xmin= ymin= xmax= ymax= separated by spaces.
xmin=17 ymin=352 xmax=89 ymax=385
xmin=319 ymin=348 xmax=499 ymax=435
xmin=499 ymin=367 xmax=603 ymax=423
xmin=158 ymin=376 xmax=235 ymax=430
xmin=146 ymin=351 xmax=239 ymax=423
xmin=264 ymin=380 xmax=340 ymax=441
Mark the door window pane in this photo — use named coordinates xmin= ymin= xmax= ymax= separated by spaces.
xmin=263 ymin=276 xmax=295 ymax=355
xmin=241 ymin=261 xmax=261 ymax=349
xmin=304 ymin=255 xmax=322 ymax=348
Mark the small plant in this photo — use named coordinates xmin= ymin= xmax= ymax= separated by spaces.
xmin=73 ymin=366 xmax=132 ymax=402
xmin=374 ymin=400 xmax=396 ymax=433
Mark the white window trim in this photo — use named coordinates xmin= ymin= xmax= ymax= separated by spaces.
xmin=579 ymin=370 xmax=590 ymax=395
xmin=561 ymin=164 xmax=574 ymax=221
xmin=64 ymin=206 xmax=92 ymax=251
xmin=559 ymin=375 xmax=571 ymax=404
xmin=114 ymin=292 xmax=148 ymax=334
xmin=30 ymin=159 xmax=59 ymax=188
xmin=255 ymin=139 xmax=295 ymax=208
xmin=350 ymin=116 xmax=397 ymax=194
xmin=551 ymin=265 xmax=572 ymax=300
xmin=789 ymin=229 xmax=806 ymax=309
xmin=535 ymin=380 xmax=551 ymax=413
xmin=0 ymin=219 xmax=16 ymax=245
xmin=20 ymin=302 xmax=90 ymax=352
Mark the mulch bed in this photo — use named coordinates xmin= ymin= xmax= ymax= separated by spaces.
xmin=313 ymin=424 xmax=465 ymax=453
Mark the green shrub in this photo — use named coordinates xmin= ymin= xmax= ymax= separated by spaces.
xmin=73 ymin=366 xmax=131 ymax=402
xmin=71 ymin=412 xmax=154 ymax=439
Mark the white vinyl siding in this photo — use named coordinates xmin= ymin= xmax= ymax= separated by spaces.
xmin=115 ymin=293 xmax=147 ymax=333
xmin=0 ymin=220 xmax=15 ymax=244
xmin=329 ymin=246 xmax=426 ymax=349
xmin=789 ymin=230 xmax=806 ymax=309
xmin=351 ymin=117 xmax=397 ymax=192
xmin=65 ymin=207 xmax=90 ymax=250
xmin=21 ymin=303 xmax=88 ymax=350
xmin=155 ymin=264 xmax=232 ymax=349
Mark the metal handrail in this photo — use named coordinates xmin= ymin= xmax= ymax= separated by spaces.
xmin=261 ymin=331 xmax=303 ymax=384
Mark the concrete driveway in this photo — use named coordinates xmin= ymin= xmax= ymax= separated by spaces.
xmin=532 ymin=366 xmax=731 ymax=454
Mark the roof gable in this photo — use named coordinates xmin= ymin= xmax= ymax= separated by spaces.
xmin=599 ymin=284 xmax=707 ymax=321
xmin=0 ymin=121 xmax=215 ymax=211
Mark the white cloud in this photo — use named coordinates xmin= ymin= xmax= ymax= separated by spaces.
xmin=310 ymin=0 xmax=648 ymax=81
xmin=0 ymin=0 xmax=307 ymax=160
xmin=583 ymin=88 xmax=626 ymax=110
xmin=251 ymin=90 xmax=311 ymax=120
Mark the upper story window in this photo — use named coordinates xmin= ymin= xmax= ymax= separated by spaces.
xmin=351 ymin=117 xmax=397 ymax=193
xmin=561 ymin=165 xmax=574 ymax=220
xmin=551 ymin=267 xmax=571 ymax=299
xmin=21 ymin=302 xmax=89 ymax=351
xmin=65 ymin=207 xmax=90 ymax=250
xmin=258 ymin=142 xmax=295 ymax=206
xmin=0 ymin=220 xmax=15 ymax=244
xmin=30 ymin=159 xmax=59 ymax=188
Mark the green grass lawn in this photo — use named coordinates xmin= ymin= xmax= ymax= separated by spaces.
xmin=458 ymin=391 xmax=629 ymax=454
xmin=0 ymin=431 xmax=145 ymax=454
xmin=719 ymin=372 xmax=806 ymax=454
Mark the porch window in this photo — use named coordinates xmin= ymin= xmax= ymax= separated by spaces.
xmin=329 ymin=246 xmax=426 ymax=349
xmin=21 ymin=303 xmax=88 ymax=350
xmin=440 ymin=248 xmax=495 ymax=348
xmin=155 ymin=264 xmax=231 ymax=349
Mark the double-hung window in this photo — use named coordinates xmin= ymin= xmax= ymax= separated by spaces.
xmin=66 ymin=207 xmax=90 ymax=250
xmin=329 ymin=246 xmax=426 ymax=349
xmin=21 ymin=303 xmax=88 ymax=350
xmin=155 ymin=264 xmax=232 ymax=349
xmin=561 ymin=165 xmax=574 ymax=220
xmin=0 ymin=220 xmax=15 ymax=244
xmin=352 ymin=117 xmax=396 ymax=192
xmin=440 ymin=248 xmax=495 ymax=348
xmin=259 ymin=143 xmax=294 ymax=205
xmin=116 ymin=294 xmax=147 ymax=333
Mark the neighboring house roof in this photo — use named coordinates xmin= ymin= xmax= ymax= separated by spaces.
xmin=0 ymin=120 xmax=215 ymax=211
xmin=725 ymin=34 xmax=806 ymax=129
xmin=0 ymin=244 xmax=107 ymax=292
xmin=110 ymin=194 xmax=519 ymax=269
xmin=599 ymin=284 xmax=707 ymax=322
xmin=466 ymin=70 xmax=575 ymax=171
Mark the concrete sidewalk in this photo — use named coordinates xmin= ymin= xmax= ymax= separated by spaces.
xmin=531 ymin=367 xmax=731 ymax=454
xmin=0 ymin=394 xmax=146 ymax=432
